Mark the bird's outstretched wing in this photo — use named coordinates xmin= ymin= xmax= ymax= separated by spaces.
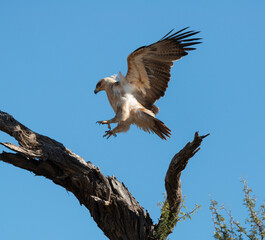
xmin=123 ymin=27 xmax=201 ymax=111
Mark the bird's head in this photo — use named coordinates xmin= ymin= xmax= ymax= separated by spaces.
xmin=94 ymin=77 xmax=116 ymax=94
xmin=94 ymin=79 xmax=106 ymax=94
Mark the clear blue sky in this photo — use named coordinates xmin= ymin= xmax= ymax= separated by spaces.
xmin=1 ymin=1 xmax=265 ymax=239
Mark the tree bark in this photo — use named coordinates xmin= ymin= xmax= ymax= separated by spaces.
xmin=0 ymin=110 xmax=208 ymax=240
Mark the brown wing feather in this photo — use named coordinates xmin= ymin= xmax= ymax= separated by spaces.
xmin=124 ymin=27 xmax=201 ymax=110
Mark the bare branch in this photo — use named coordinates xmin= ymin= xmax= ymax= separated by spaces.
xmin=0 ymin=110 xmax=153 ymax=239
xmin=0 ymin=152 xmax=39 ymax=172
xmin=155 ymin=132 xmax=209 ymax=239
xmin=0 ymin=110 xmax=208 ymax=239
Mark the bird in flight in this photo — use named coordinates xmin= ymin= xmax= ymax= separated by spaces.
xmin=94 ymin=27 xmax=201 ymax=140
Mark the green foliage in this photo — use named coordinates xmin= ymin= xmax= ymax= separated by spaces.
xmin=156 ymin=193 xmax=200 ymax=240
xmin=178 ymin=196 xmax=201 ymax=222
xmin=210 ymin=178 xmax=265 ymax=240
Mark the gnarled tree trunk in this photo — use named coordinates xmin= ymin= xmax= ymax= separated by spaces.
xmin=0 ymin=110 xmax=208 ymax=239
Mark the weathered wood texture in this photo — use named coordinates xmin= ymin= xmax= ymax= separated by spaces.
xmin=0 ymin=110 xmax=208 ymax=240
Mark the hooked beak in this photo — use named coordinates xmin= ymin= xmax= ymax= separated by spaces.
xmin=94 ymin=89 xmax=98 ymax=94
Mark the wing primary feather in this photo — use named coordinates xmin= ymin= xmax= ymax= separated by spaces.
xmin=181 ymin=38 xmax=202 ymax=42
xmin=174 ymin=31 xmax=200 ymax=41
xmin=181 ymin=41 xmax=202 ymax=47
xmin=160 ymin=27 xmax=190 ymax=41
xmin=167 ymin=30 xmax=194 ymax=40
xmin=183 ymin=47 xmax=197 ymax=51
xmin=164 ymin=27 xmax=190 ymax=39
xmin=159 ymin=29 xmax=175 ymax=41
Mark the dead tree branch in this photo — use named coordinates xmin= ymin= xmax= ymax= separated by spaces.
xmin=0 ymin=110 xmax=208 ymax=239
xmin=155 ymin=132 xmax=209 ymax=239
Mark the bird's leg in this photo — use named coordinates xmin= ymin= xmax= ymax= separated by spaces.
xmin=97 ymin=107 xmax=125 ymax=130
xmin=96 ymin=117 xmax=119 ymax=130
xmin=96 ymin=120 xmax=112 ymax=129
xmin=103 ymin=122 xmax=130 ymax=139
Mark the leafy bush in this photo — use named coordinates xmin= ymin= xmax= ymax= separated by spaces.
xmin=210 ymin=179 xmax=265 ymax=240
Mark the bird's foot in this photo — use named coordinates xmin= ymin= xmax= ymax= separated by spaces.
xmin=96 ymin=120 xmax=111 ymax=129
xmin=103 ymin=130 xmax=117 ymax=139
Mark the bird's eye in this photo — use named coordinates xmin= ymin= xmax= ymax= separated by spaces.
xmin=96 ymin=82 xmax=101 ymax=88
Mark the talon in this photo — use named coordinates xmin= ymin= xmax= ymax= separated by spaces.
xmin=103 ymin=130 xmax=116 ymax=139
xmin=97 ymin=121 xmax=112 ymax=130
xmin=96 ymin=121 xmax=104 ymax=125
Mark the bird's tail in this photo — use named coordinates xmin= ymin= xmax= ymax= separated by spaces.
xmin=136 ymin=111 xmax=171 ymax=140
xmin=152 ymin=118 xmax=171 ymax=140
